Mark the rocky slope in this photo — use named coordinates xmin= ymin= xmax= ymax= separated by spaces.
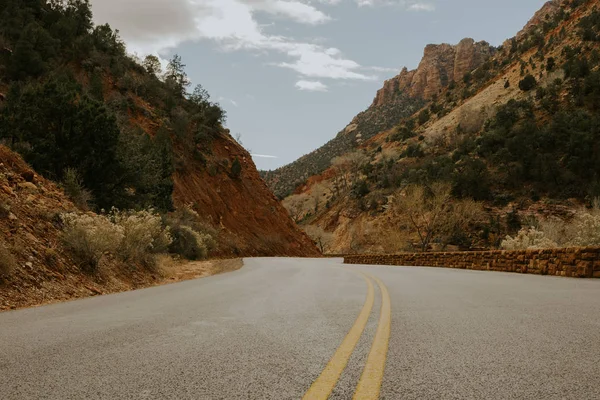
xmin=0 ymin=144 xmax=249 ymax=310
xmin=279 ymin=0 xmax=600 ymax=254
xmin=263 ymin=38 xmax=495 ymax=198
xmin=0 ymin=146 xmax=151 ymax=310
xmin=374 ymin=39 xmax=495 ymax=106
xmin=172 ymin=132 xmax=318 ymax=256
xmin=0 ymin=0 xmax=319 ymax=260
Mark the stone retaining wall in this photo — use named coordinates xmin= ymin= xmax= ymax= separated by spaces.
xmin=344 ymin=248 xmax=600 ymax=278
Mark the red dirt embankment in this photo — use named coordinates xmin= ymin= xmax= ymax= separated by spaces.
xmin=0 ymin=145 xmax=248 ymax=311
xmin=173 ymin=134 xmax=320 ymax=257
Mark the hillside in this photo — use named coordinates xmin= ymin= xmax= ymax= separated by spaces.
xmin=0 ymin=0 xmax=318 ymax=261
xmin=262 ymin=38 xmax=497 ymax=198
xmin=276 ymin=0 xmax=600 ymax=254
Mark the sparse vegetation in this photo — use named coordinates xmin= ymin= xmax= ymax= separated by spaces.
xmin=110 ymin=209 xmax=172 ymax=270
xmin=60 ymin=207 xmax=216 ymax=273
xmin=61 ymin=212 xmax=124 ymax=273
xmin=501 ymin=227 xmax=557 ymax=250
xmin=392 ymin=183 xmax=483 ymax=252
xmin=502 ymin=201 xmax=600 ymax=250
xmin=303 ymin=226 xmax=333 ymax=253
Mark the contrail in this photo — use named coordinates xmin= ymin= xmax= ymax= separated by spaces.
xmin=251 ymin=154 xmax=278 ymax=159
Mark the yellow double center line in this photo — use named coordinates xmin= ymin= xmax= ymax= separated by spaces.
xmin=302 ymin=269 xmax=391 ymax=400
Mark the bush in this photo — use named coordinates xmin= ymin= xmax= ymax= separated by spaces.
xmin=418 ymin=109 xmax=431 ymax=125
xmin=351 ymin=180 xmax=370 ymax=198
xmin=231 ymin=158 xmax=242 ymax=179
xmin=405 ymin=143 xmax=424 ymax=158
xmin=62 ymin=168 xmax=93 ymax=210
xmin=518 ymin=74 xmax=537 ymax=91
xmin=166 ymin=205 xmax=217 ymax=260
xmin=61 ymin=208 xmax=173 ymax=272
xmin=501 ymin=227 xmax=557 ymax=250
xmin=110 ymin=209 xmax=172 ymax=269
xmin=0 ymin=242 xmax=16 ymax=278
xmin=168 ymin=225 xmax=213 ymax=260
xmin=61 ymin=212 xmax=124 ymax=273
xmin=568 ymin=210 xmax=600 ymax=247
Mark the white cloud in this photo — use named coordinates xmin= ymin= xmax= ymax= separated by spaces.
xmin=91 ymin=0 xmax=384 ymax=84
xmin=251 ymin=154 xmax=279 ymax=158
xmin=295 ymin=80 xmax=329 ymax=91
xmin=90 ymin=0 xmax=201 ymax=55
xmin=365 ymin=66 xmax=399 ymax=73
xmin=252 ymin=0 xmax=331 ymax=24
xmin=219 ymin=96 xmax=240 ymax=107
xmin=356 ymin=0 xmax=436 ymax=11
xmin=277 ymin=43 xmax=375 ymax=80
xmin=407 ymin=2 xmax=435 ymax=12
xmin=312 ymin=0 xmax=343 ymax=4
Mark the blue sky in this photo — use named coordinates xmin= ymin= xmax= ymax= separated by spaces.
xmin=91 ymin=0 xmax=547 ymax=170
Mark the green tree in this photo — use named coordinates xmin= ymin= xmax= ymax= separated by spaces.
xmin=165 ymin=54 xmax=190 ymax=97
xmin=116 ymin=126 xmax=174 ymax=212
xmin=8 ymin=22 xmax=58 ymax=79
xmin=143 ymin=54 xmax=162 ymax=76
xmin=231 ymin=158 xmax=242 ymax=179
xmin=0 ymin=75 xmax=123 ymax=209
xmin=518 ymin=74 xmax=537 ymax=91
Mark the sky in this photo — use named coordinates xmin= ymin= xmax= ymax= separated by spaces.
xmin=90 ymin=0 xmax=547 ymax=171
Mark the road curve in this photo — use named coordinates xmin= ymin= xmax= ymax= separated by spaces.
xmin=1 ymin=258 xmax=599 ymax=399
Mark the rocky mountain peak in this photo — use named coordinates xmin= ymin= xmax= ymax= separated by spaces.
xmin=372 ymin=38 xmax=495 ymax=107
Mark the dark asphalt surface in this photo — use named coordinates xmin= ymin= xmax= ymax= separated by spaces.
xmin=1 ymin=258 xmax=599 ymax=399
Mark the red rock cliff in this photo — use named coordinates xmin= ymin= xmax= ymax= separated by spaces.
xmin=373 ymin=38 xmax=495 ymax=106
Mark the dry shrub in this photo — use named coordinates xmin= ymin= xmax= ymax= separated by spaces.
xmin=167 ymin=205 xmax=216 ymax=260
xmin=303 ymin=225 xmax=333 ymax=253
xmin=43 ymin=248 xmax=60 ymax=270
xmin=110 ymin=209 xmax=172 ymax=270
xmin=0 ymin=200 xmax=11 ymax=219
xmin=501 ymin=227 xmax=558 ymax=250
xmin=392 ymin=183 xmax=483 ymax=252
xmin=567 ymin=203 xmax=600 ymax=247
xmin=0 ymin=242 xmax=16 ymax=278
xmin=515 ymin=201 xmax=600 ymax=249
xmin=283 ymin=193 xmax=311 ymax=223
xmin=61 ymin=213 xmax=123 ymax=273
xmin=153 ymin=254 xmax=176 ymax=278
xmin=62 ymin=209 xmax=173 ymax=273
xmin=538 ymin=217 xmax=569 ymax=246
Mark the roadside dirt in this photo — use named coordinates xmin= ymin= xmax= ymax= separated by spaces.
xmin=165 ymin=258 xmax=244 ymax=283
xmin=0 ymin=258 xmax=244 ymax=312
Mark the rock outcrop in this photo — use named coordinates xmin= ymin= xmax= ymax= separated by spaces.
xmin=373 ymin=38 xmax=495 ymax=106
xmin=516 ymin=0 xmax=564 ymax=39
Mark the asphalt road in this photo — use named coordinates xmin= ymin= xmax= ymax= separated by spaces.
xmin=1 ymin=258 xmax=599 ymax=399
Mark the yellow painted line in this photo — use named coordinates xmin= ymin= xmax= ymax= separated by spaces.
xmin=353 ymin=272 xmax=392 ymax=400
xmin=303 ymin=272 xmax=375 ymax=400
